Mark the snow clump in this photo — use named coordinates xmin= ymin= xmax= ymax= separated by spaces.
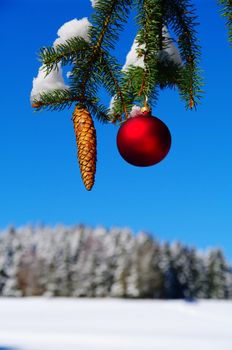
xmin=31 ymin=18 xmax=91 ymax=103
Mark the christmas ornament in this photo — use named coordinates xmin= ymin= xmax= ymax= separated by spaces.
xmin=117 ymin=110 xmax=171 ymax=167
xmin=72 ymin=106 xmax=96 ymax=191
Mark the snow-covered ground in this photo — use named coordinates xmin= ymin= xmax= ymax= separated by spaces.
xmin=0 ymin=299 xmax=231 ymax=350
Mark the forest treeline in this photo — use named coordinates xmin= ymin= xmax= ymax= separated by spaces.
xmin=0 ymin=225 xmax=231 ymax=299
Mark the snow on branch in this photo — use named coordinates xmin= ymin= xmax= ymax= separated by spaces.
xmin=90 ymin=0 xmax=98 ymax=7
xmin=30 ymin=18 xmax=92 ymax=103
xmin=53 ymin=18 xmax=91 ymax=47
xmin=30 ymin=64 xmax=69 ymax=103
xmin=122 ymin=38 xmax=145 ymax=71
xmin=159 ymin=26 xmax=182 ymax=66
xmin=122 ymin=26 xmax=182 ymax=71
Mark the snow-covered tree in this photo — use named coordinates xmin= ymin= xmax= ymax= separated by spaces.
xmin=1 ymin=227 xmax=22 ymax=297
xmin=110 ymin=228 xmax=133 ymax=298
xmin=0 ymin=225 xmax=231 ymax=299
xmin=206 ymin=249 xmax=228 ymax=299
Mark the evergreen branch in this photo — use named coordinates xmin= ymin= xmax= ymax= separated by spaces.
xmin=165 ymin=0 xmax=202 ymax=108
xmin=32 ymin=89 xmax=109 ymax=123
xmin=32 ymin=0 xmax=204 ymax=121
xmin=165 ymin=0 xmax=200 ymax=62
xmin=218 ymin=0 xmax=232 ymax=44
xmin=38 ymin=38 xmax=91 ymax=75
xmin=80 ymin=0 xmax=133 ymax=101
xmin=99 ymin=52 xmax=129 ymax=118
xmin=111 ymin=66 xmax=159 ymax=117
xmin=135 ymin=0 xmax=164 ymax=106
xmin=157 ymin=60 xmax=182 ymax=89
xmin=31 ymin=89 xmax=78 ymax=112
xmin=90 ymin=0 xmax=133 ymax=51
xmin=69 ymin=54 xmax=126 ymax=123
xmin=177 ymin=64 xmax=204 ymax=109
xmin=84 ymin=97 xmax=110 ymax=123
xmin=69 ymin=52 xmax=101 ymax=103
xmin=33 ymin=0 xmax=135 ymax=121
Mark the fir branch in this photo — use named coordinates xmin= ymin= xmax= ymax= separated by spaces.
xmin=33 ymin=0 xmax=135 ymax=122
xmin=218 ymin=0 xmax=232 ymax=44
xmin=39 ymin=38 xmax=91 ymax=75
xmin=135 ymin=0 xmax=164 ymax=106
xmin=90 ymin=0 xmax=133 ymax=51
xmin=157 ymin=60 xmax=182 ymax=89
xmin=68 ymin=51 xmax=101 ymax=104
xmin=84 ymin=97 xmax=110 ymax=123
xmin=32 ymin=88 xmax=110 ymax=123
xmin=67 ymin=0 xmax=134 ymax=122
xmin=99 ymin=52 xmax=129 ymax=117
xmin=79 ymin=0 xmax=133 ymax=102
xmin=177 ymin=64 xmax=204 ymax=109
xmin=32 ymin=0 xmax=204 ymax=121
xmin=112 ymin=66 xmax=159 ymax=117
xmin=165 ymin=0 xmax=202 ymax=108
xmin=31 ymin=89 xmax=78 ymax=112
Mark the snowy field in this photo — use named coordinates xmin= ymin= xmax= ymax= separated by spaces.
xmin=0 ymin=299 xmax=231 ymax=350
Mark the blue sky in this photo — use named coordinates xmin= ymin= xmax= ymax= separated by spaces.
xmin=0 ymin=0 xmax=232 ymax=259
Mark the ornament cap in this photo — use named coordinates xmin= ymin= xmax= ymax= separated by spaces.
xmin=141 ymin=105 xmax=152 ymax=117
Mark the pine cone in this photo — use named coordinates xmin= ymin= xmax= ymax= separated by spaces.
xmin=72 ymin=106 xmax=97 ymax=191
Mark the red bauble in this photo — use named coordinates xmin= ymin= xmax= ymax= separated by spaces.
xmin=117 ymin=114 xmax=171 ymax=167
